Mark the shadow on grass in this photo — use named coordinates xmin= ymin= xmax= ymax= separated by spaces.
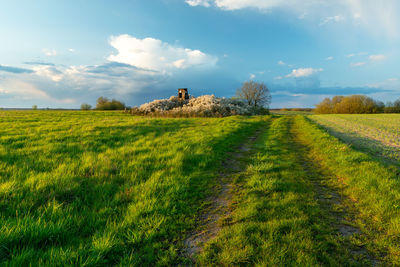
xmin=305 ymin=117 xmax=400 ymax=169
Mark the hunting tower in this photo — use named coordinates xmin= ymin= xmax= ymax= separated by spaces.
xmin=178 ymin=88 xmax=189 ymax=101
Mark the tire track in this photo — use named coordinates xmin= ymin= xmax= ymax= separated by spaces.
xmin=182 ymin=127 xmax=264 ymax=263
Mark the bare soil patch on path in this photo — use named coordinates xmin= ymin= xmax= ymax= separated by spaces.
xmin=183 ymin=128 xmax=264 ymax=261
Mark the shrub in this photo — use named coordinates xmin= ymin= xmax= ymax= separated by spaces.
xmin=80 ymin=103 xmax=92 ymax=110
xmin=96 ymin=97 xmax=125 ymax=110
xmin=131 ymin=95 xmax=267 ymax=117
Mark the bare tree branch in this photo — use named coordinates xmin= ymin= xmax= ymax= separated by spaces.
xmin=236 ymin=80 xmax=271 ymax=108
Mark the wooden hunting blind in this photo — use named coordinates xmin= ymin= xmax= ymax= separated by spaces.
xmin=178 ymin=88 xmax=189 ymax=101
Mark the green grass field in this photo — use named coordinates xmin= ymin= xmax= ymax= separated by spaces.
xmin=1 ymin=111 xmax=399 ymax=266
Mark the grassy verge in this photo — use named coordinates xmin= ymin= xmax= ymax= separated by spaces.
xmin=294 ymin=115 xmax=400 ymax=264
xmin=0 ymin=111 xmax=268 ymax=266
xmin=198 ymin=116 xmax=366 ymax=266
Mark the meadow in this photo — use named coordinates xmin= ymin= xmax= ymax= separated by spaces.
xmin=0 ymin=111 xmax=267 ymax=265
xmin=1 ymin=111 xmax=400 ymax=266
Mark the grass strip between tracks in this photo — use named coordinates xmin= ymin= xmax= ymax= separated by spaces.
xmin=198 ymin=116 xmax=372 ymax=266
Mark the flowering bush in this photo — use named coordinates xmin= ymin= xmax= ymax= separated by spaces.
xmin=130 ymin=95 xmax=268 ymax=117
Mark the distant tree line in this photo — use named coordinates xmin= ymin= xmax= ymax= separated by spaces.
xmin=315 ymin=95 xmax=400 ymax=114
xmin=385 ymin=98 xmax=400 ymax=113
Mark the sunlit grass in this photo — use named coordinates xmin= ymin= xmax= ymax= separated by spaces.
xmin=0 ymin=110 xmax=268 ymax=265
xmin=2 ymin=111 xmax=400 ymax=265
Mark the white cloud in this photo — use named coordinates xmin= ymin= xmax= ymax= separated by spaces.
xmin=325 ymin=56 xmax=334 ymax=60
xmin=298 ymin=12 xmax=307 ymax=19
xmin=0 ymin=78 xmax=73 ymax=104
xmin=186 ymin=0 xmax=400 ymax=39
xmin=274 ymin=76 xmax=283 ymax=80
xmin=42 ymin=49 xmax=57 ymax=57
xmin=369 ymin=54 xmax=385 ymax=61
xmin=185 ymin=0 xmax=211 ymax=7
xmin=209 ymin=0 xmax=307 ymax=11
xmin=350 ymin=62 xmax=366 ymax=67
xmin=68 ymin=48 xmax=75 ymax=52
xmin=349 ymin=54 xmax=385 ymax=67
xmin=320 ymin=15 xmax=344 ymax=25
xmin=249 ymin=73 xmax=256 ymax=79
xmin=285 ymin=67 xmax=323 ymax=78
xmin=0 ymin=35 xmax=222 ymax=108
xmin=0 ymin=62 xmax=168 ymax=108
xmin=345 ymin=1 xmax=399 ymax=39
xmin=33 ymin=65 xmax=64 ymax=82
xmin=347 ymin=52 xmax=367 ymax=58
xmin=278 ymin=60 xmax=294 ymax=67
xmin=107 ymin=34 xmax=217 ymax=73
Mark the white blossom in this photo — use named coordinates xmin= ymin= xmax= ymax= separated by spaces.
xmin=135 ymin=95 xmax=259 ymax=116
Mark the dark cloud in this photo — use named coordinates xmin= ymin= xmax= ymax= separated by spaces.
xmin=267 ymin=76 xmax=394 ymax=108
xmin=294 ymin=76 xmax=321 ymax=89
xmin=274 ymin=85 xmax=388 ymax=95
xmin=85 ymin=62 xmax=158 ymax=77
xmin=24 ymin=61 xmax=55 ymax=66
xmin=270 ymin=76 xmax=388 ymax=95
xmin=0 ymin=65 xmax=33 ymax=74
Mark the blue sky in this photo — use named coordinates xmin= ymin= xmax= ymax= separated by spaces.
xmin=1 ymin=0 xmax=400 ymax=108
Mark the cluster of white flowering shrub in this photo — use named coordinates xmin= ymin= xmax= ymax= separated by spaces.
xmin=130 ymin=95 xmax=268 ymax=117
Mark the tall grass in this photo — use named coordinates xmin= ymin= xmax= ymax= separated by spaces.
xmin=0 ymin=111 xmax=267 ymax=265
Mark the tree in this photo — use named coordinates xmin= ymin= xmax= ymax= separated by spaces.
xmin=331 ymin=95 xmax=344 ymax=113
xmin=315 ymin=95 xmax=386 ymax=114
xmin=395 ymin=98 xmax=400 ymax=108
xmin=385 ymin=98 xmax=400 ymax=113
xmin=335 ymin=95 xmax=376 ymax=114
xmin=80 ymin=103 xmax=92 ymax=110
xmin=32 ymin=105 xmax=38 ymax=110
xmin=95 ymin=97 xmax=125 ymax=110
xmin=315 ymin=97 xmax=333 ymax=114
xmin=236 ymin=80 xmax=271 ymax=108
